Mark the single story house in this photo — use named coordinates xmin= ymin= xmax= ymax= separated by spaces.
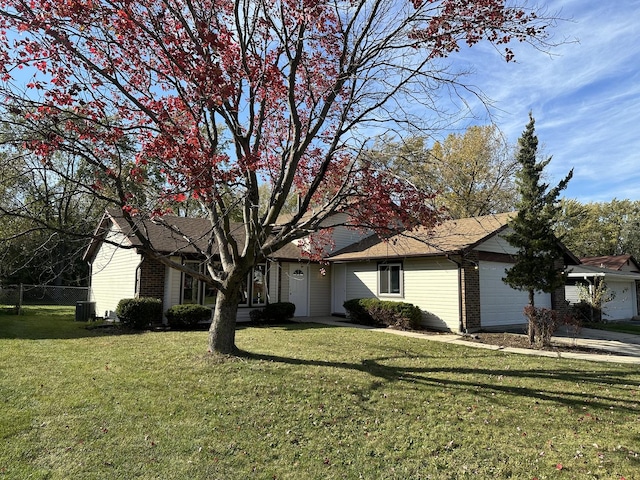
xmin=83 ymin=209 xmax=367 ymax=322
xmin=84 ymin=210 xmax=580 ymax=332
xmin=565 ymin=255 xmax=640 ymax=321
xmin=327 ymin=212 xmax=579 ymax=332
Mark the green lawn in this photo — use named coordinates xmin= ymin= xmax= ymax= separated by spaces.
xmin=1 ymin=309 xmax=639 ymax=479
xmin=586 ymin=321 xmax=640 ymax=336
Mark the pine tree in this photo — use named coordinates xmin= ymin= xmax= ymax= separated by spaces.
xmin=503 ymin=113 xmax=573 ymax=344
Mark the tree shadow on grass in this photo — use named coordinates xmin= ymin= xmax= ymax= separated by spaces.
xmin=238 ymin=348 xmax=640 ymax=415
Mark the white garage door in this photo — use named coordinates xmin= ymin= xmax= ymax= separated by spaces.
xmin=479 ymin=261 xmax=551 ymax=328
xmin=602 ymin=280 xmax=636 ymax=320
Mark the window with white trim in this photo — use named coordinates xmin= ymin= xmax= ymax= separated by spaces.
xmin=240 ymin=263 xmax=269 ymax=307
xmin=181 ymin=261 xmax=218 ymax=306
xmin=378 ymin=263 xmax=403 ymax=296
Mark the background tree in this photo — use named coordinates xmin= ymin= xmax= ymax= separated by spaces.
xmin=0 ymin=0 xmax=556 ymax=354
xmin=430 ymin=125 xmax=518 ymax=218
xmin=503 ymin=114 xmax=573 ymax=345
xmin=364 ymin=125 xmax=518 ymax=219
xmin=556 ymin=198 xmax=640 ymax=259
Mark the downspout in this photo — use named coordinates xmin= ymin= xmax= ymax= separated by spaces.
xmin=446 ymin=254 xmax=465 ymax=333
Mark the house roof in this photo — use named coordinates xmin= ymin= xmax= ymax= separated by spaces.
xmin=327 ymin=212 xmax=515 ymax=262
xmin=580 ymin=255 xmax=640 ymax=272
xmin=568 ymin=264 xmax=640 ymax=281
xmin=83 ymin=209 xmax=306 ymax=263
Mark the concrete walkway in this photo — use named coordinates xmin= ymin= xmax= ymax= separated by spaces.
xmin=297 ymin=317 xmax=640 ymax=364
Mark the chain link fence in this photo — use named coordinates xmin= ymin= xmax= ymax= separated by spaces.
xmin=0 ymin=284 xmax=90 ymax=312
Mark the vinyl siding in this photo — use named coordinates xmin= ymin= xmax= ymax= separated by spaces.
xmin=163 ymin=256 xmax=182 ymax=317
xmin=309 ymin=263 xmax=332 ymax=316
xmin=345 ymin=263 xmax=377 ymax=300
xmin=404 ymin=258 xmax=460 ymax=331
xmin=343 ymin=259 xmax=459 ymax=330
xmin=476 ymin=230 xmax=518 ymax=255
xmin=89 ymin=230 xmax=140 ymax=318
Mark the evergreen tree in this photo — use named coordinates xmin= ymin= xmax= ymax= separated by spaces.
xmin=503 ymin=113 xmax=573 ymax=344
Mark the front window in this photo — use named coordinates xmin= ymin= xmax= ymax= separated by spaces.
xmin=240 ymin=263 xmax=269 ymax=307
xmin=182 ymin=261 xmax=218 ymax=306
xmin=378 ymin=263 xmax=402 ymax=296
xmin=252 ymin=264 xmax=267 ymax=306
xmin=182 ymin=261 xmax=201 ymax=304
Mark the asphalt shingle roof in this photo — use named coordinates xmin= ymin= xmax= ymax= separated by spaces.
xmin=327 ymin=212 xmax=515 ymax=261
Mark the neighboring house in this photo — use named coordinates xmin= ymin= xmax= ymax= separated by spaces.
xmin=83 ymin=210 xmax=367 ymax=322
xmin=327 ymin=212 xmax=579 ymax=332
xmin=565 ymin=255 xmax=640 ymax=321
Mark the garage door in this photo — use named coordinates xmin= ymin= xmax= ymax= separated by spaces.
xmin=479 ymin=261 xmax=551 ymax=328
xmin=602 ymin=280 xmax=636 ymax=320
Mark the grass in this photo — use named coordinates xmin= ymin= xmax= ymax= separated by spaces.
xmin=1 ymin=309 xmax=639 ymax=479
xmin=586 ymin=321 xmax=640 ymax=336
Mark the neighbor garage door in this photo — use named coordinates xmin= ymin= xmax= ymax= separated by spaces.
xmin=479 ymin=261 xmax=551 ymax=328
xmin=602 ymin=280 xmax=636 ymax=320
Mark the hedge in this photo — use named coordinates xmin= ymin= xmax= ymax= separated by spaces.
xmin=343 ymin=298 xmax=422 ymax=330
xmin=116 ymin=297 xmax=163 ymax=329
xmin=166 ymin=304 xmax=212 ymax=329
xmin=250 ymin=302 xmax=296 ymax=324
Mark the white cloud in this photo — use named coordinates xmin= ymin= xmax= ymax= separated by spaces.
xmin=440 ymin=0 xmax=640 ymax=202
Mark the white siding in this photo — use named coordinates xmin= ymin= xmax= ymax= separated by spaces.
xmin=343 ymin=259 xmax=460 ymax=331
xmin=320 ymin=213 xmax=372 ymax=252
xmin=268 ymin=261 xmax=279 ymax=304
xmin=565 ymin=284 xmax=580 ymax=304
xmin=332 ymin=263 xmax=347 ymax=315
xmin=163 ymin=256 xmax=183 ymax=318
xmin=404 ymin=258 xmax=460 ymax=331
xmin=309 ymin=263 xmax=332 ymax=316
xmin=479 ymin=261 xmax=551 ymax=328
xmin=477 ymin=230 xmax=518 ymax=255
xmin=345 ymin=263 xmax=377 ymax=300
xmin=89 ymin=230 xmax=140 ymax=318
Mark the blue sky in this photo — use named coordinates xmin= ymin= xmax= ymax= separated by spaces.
xmin=447 ymin=0 xmax=640 ymax=203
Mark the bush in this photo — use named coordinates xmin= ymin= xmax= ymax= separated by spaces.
xmin=250 ymin=302 xmax=296 ymax=324
xmin=343 ymin=298 xmax=422 ymax=330
xmin=116 ymin=297 xmax=163 ymax=329
xmin=166 ymin=304 xmax=212 ymax=329
xmin=249 ymin=308 xmax=265 ymax=323
xmin=264 ymin=302 xmax=295 ymax=321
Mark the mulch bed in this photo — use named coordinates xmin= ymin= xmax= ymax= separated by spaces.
xmin=460 ymin=332 xmax=612 ymax=355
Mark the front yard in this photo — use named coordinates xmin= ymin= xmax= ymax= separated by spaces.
xmin=1 ymin=308 xmax=639 ymax=479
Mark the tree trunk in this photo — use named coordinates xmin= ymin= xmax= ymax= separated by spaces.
xmin=208 ymin=287 xmax=240 ymax=355
xmin=527 ymin=289 xmax=536 ymax=345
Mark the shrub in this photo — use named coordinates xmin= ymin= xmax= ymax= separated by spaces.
xmin=264 ymin=302 xmax=295 ymax=321
xmin=250 ymin=302 xmax=296 ymax=324
xmin=343 ymin=298 xmax=422 ymax=330
xmin=249 ymin=308 xmax=265 ymax=323
xmin=116 ymin=297 xmax=163 ymax=329
xmin=166 ymin=304 xmax=212 ymax=329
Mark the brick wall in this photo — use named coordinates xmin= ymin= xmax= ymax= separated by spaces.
xmin=137 ymin=257 xmax=166 ymax=301
xmin=551 ymin=259 xmax=569 ymax=316
xmin=461 ymin=251 xmax=481 ymax=332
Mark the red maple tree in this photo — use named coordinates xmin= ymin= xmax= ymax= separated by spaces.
xmin=0 ymin=0 xmax=554 ymax=354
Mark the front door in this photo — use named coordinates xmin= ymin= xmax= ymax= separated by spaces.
xmin=288 ymin=264 xmax=309 ymax=317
